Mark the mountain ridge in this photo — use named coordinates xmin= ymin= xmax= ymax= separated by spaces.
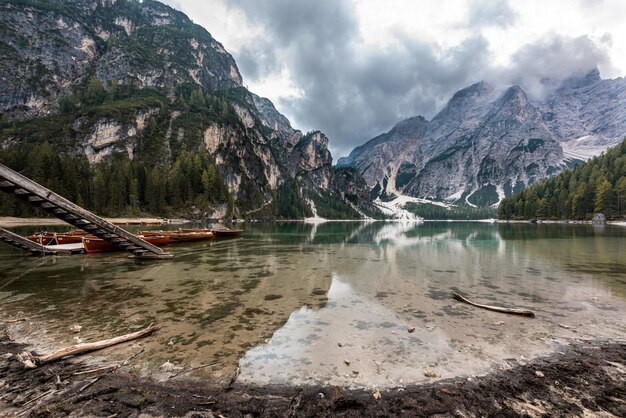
xmin=339 ymin=69 xmax=626 ymax=206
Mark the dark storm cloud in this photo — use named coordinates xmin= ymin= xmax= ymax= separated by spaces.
xmin=226 ymin=1 xmax=611 ymax=158
xmin=503 ymin=34 xmax=612 ymax=99
xmin=279 ymin=35 xmax=492 ymax=157
xmin=467 ymin=0 xmax=518 ymax=28
xmin=236 ymin=43 xmax=278 ymax=81
xmin=229 ymin=0 xmax=492 ymax=157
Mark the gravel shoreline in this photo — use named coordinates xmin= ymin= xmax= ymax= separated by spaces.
xmin=1 ymin=335 xmax=624 ymax=417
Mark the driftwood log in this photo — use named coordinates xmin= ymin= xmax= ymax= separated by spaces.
xmin=16 ymin=324 xmax=158 ymax=369
xmin=452 ymin=292 xmax=535 ymax=318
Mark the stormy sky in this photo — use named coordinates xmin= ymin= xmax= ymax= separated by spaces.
xmin=162 ymin=0 xmax=626 ymax=158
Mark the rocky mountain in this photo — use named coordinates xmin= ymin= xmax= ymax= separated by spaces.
xmin=339 ymin=70 xmax=626 ymax=206
xmin=0 ymin=0 xmax=377 ymax=219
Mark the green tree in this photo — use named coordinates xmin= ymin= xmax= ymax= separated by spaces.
xmin=83 ymin=76 xmax=106 ymax=106
xmin=617 ymin=177 xmax=626 ymax=217
xmin=594 ymin=178 xmax=614 ymax=216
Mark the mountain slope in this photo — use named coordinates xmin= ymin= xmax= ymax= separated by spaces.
xmin=339 ymin=70 xmax=626 ymax=206
xmin=0 ymin=0 xmax=377 ymax=219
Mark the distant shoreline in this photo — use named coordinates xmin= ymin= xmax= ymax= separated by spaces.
xmin=0 ymin=217 xmax=191 ymax=228
xmin=496 ymin=219 xmax=626 ymax=226
xmin=1 ymin=216 xmax=624 ymax=228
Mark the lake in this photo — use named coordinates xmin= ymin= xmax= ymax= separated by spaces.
xmin=1 ymin=222 xmax=625 ymax=388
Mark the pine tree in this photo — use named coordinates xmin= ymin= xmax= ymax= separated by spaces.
xmin=594 ymin=179 xmax=614 ymax=216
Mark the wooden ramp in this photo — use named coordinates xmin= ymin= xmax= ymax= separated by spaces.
xmin=0 ymin=227 xmax=56 ymax=255
xmin=0 ymin=163 xmax=173 ymax=259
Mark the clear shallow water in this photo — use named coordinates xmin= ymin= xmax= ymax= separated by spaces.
xmin=1 ymin=222 xmax=625 ymax=388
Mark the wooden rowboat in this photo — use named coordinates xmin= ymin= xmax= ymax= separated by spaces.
xmin=82 ymin=233 xmax=172 ymax=253
xmin=83 ymin=229 xmax=216 ymax=253
xmin=211 ymin=228 xmax=243 ymax=238
xmin=26 ymin=230 xmax=87 ymax=246
xmin=26 ymin=232 xmax=56 ymax=246
xmin=160 ymin=229 xmax=214 ymax=243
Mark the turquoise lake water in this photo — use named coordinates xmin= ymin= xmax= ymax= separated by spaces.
xmin=1 ymin=222 xmax=625 ymax=387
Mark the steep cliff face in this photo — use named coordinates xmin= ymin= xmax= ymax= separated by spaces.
xmin=404 ymin=86 xmax=563 ymax=206
xmin=540 ymin=68 xmax=626 ymax=160
xmin=337 ymin=116 xmax=428 ymax=196
xmin=341 ymin=70 xmax=626 ymax=206
xmin=0 ymin=0 xmax=373 ymax=219
xmin=0 ymin=0 xmax=242 ymax=119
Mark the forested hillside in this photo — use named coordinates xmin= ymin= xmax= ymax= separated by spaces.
xmin=0 ymin=82 xmax=235 ymax=218
xmin=498 ymin=139 xmax=626 ymax=220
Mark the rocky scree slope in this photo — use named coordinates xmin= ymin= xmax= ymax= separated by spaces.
xmin=339 ymin=69 xmax=626 ymax=207
xmin=0 ymin=0 xmax=376 ymax=219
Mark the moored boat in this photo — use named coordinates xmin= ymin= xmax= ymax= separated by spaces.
xmin=82 ymin=229 xmax=219 ymax=253
xmin=26 ymin=229 xmax=87 ymax=246
xmin=82 ymin=233 xmax=172 ymax=253
xmin=54 ymin=230 xmax=88 ymax=245
xmin=26 ymin=232 xmax=56 ymax=246
xmin=211 ymin=228 xmax=243 ymax=238
xmin=159 ymin=229 xmax=214 ymax=242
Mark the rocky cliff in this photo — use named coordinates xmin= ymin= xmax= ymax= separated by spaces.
xmin=0 ymin=0 xmax=375 ymax=219
xmin=339 ymin=70 xmax=626 ymax=206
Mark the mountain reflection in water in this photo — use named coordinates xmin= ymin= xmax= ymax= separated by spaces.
xmin=1 ymin=222 xmax=625 ymax=387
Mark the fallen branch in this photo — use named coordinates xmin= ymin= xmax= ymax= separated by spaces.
xmin=17 ymin=324 xmax=158 ymax=369
xmin=20 ymin=388 xmax=55 ymax=408
xmin=73 ymin=364 xmax=120 ymax=376
xmin=79 ymin=377 xmax=100 ymax=393
xmin=122 ymin=348 xmax=145 ymax=366
xmin=4 ymin=317 xmax=28 ymax=323
xmin=168 ymin=362 xmax=218 ymax=379
xmin=452 ymin=292 xmax=535 ymax=318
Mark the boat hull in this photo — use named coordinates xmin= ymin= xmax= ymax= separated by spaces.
xmin=26 ymin=230 xmax=87 ymax=246
xmin=82 ymin=234 xmax=172 ymax=253
xmin=211 ymin=228 xmax=243 ymax=238
xmin=162 ymin=229 xmax=214 ymax=242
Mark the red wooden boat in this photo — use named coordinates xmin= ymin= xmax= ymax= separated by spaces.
xmin=82 ymin=229 xmax=216 ymax=253
xmin=159 ymin=229 xmax=214 ymax=242
xmin=26 ymin=230 xmax=87 ymax=246
xmin=54 ymin=230 xmax=88 ymax=245
xmin=26 ymin=232 xmax=56 ymax=246
xmin=211 ymin=228 xmax=243 ymax=238
xmin=82 ymin=233 xmax=172 ymax=253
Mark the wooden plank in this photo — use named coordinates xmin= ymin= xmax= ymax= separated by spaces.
xmin=0 ymin=227 xmax=57 ymax=255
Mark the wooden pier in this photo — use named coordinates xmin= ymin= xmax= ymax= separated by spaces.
xmin=0 ymin=163 xmax=173 ymax=259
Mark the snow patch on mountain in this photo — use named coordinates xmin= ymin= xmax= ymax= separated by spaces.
xmin=373 ymin=195 xmax=431 ymax=221
xmin=561 ymin=135 xmax=612 ymax=160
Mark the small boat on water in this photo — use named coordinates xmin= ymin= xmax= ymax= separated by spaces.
xmin=83 ymin=229 xmax=224 ymax=253
xmin=82 ymin=232 xmax=173 ymax=253
xmin=55 ymin=230 xmax=88 ymax=244
xmin=27 ymin=227 xmax=242 ymax=253
xmin=157 ymin=229 xmax=215 ymax=243
xmin=26 ymin=230 xmax=87 ymax=246
xmin=211 ymin=228 xmax=243 ymax=238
